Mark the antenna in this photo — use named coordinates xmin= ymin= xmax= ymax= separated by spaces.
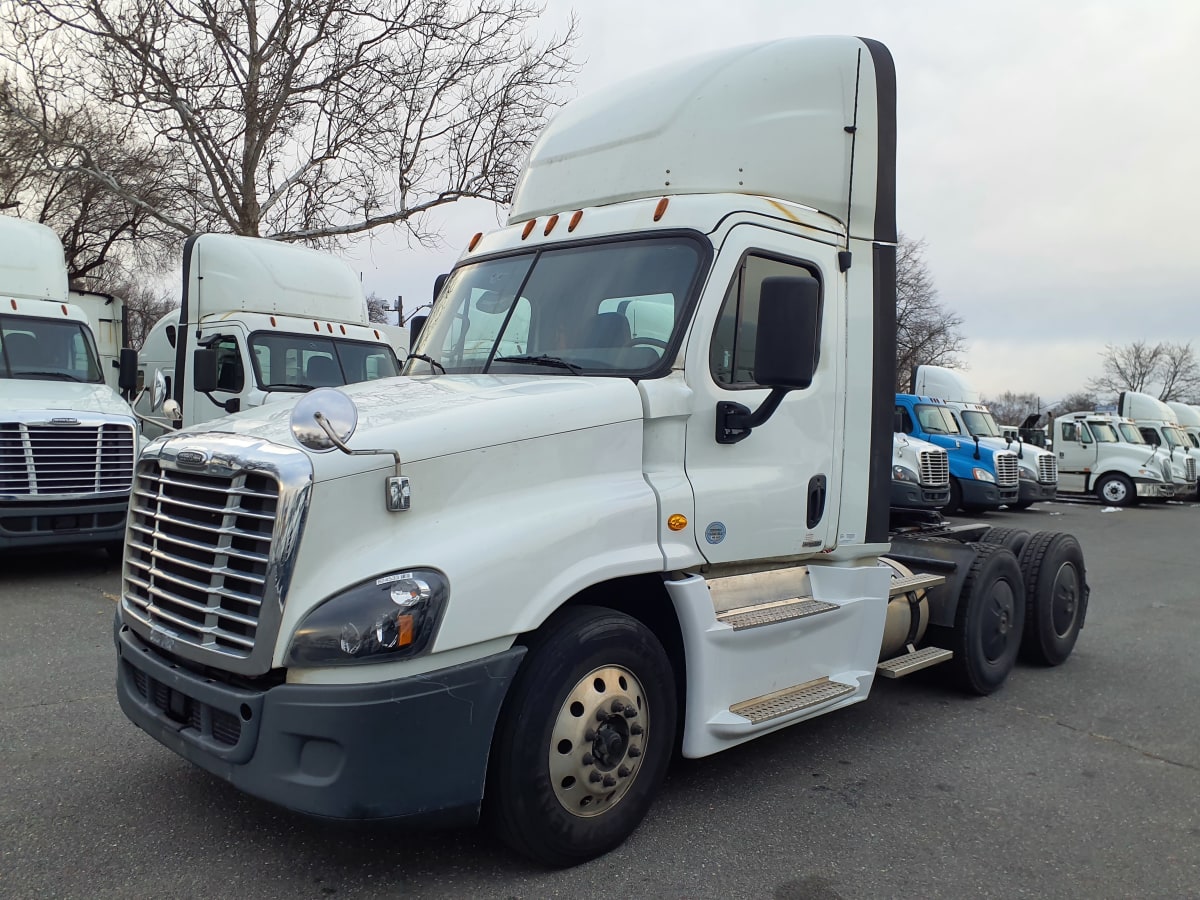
xmin=839 ymin=48 xmax=863 ymax=273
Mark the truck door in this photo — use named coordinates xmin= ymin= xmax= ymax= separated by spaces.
xmin=683 ymin=231 xmax=842 ymax=564
xmin=1055 ymin=420 xmax=1094 ymax=492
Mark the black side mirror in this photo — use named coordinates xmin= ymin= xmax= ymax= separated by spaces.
xmin=433 ymin=273 xmax=449 ymax=301
xmin=193 ymin=348 xmax=218 ymax=394
xmin=409 ymin=315 xmax=428 ymax=347
xmin=117 ymin=348 xmax=138 ymax=393
xmin=752 ymin=275 xmax=820 ymax=388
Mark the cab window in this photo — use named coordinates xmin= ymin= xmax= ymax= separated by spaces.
xmin=213 ymin=336 xmax=245 ymax=392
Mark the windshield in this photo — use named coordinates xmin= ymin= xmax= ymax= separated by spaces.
xmin=1087 ymin=421 xmax=1119 ymax=442
xmin=1163 ymin=426 xmax=1185 ymax=449
xmin=1116 ymin=422 xmax=1145 ymax=444
xmin=914 ymin=404 xmax=963 ymax=435
xmin=249 ymin=333 xmax=400 ymax=391
xmin=406 ymin=236 xmax=706 ymax=376
xmin=0 ymin=314 xmax=103 ymax=383
xmin=960 ymin=409 xmax=1003 ymax=438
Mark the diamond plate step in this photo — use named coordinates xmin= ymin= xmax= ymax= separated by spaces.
xmin=888 ymin=572 xmax=945 ymax=597
xmin=716 ymin=597 xmax=839 ymax=631
xmin=729 ymin=677 xmax=856 ymax=724
xmin=876 ymin=645 xmax=953 ymax=679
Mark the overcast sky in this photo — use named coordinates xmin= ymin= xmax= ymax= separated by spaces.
xmin=346 ymin=0 xmax=1200 ymax=405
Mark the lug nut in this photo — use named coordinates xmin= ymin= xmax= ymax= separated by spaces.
xmin=584 ymin=729 xmax=596 ymax=741
xmin=603 ymin=775 xmax=617 ymax=787
xmin=596 ymin=710 xmax=607 ymax=721
xmin=618 ymin=766 xmax=631 ymax=777
xmin=630 ymin=724 xmax=644 ymax=735
xmin=581 ymin=753 xmax=594 ymax=765
xmin=589 ymin=771 xmax=603 ymax=783
xmin=628 ymin=746 xmax=641 ymax=758
xmin=623 ymin=707 xmax=637 ymax=718
xmin=611 ymin=700 xmax=624 ymax=713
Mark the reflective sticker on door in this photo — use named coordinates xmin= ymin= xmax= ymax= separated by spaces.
xmin=705 ymin=522 xmax=727 ymax=544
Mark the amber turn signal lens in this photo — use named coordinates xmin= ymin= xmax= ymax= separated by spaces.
xmin=667 ymin=514 xmax=688 ymax=532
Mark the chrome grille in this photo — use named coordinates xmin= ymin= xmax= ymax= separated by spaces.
xmin=0 ymin=421 xmax=134 ymax=497
xmin=1187 ymin=456 xmax=1197 ymax=483
xmin=1037 ymin=454 xmax=1058 ymax=483
xmin=994 ymin=452 xmax=1019 ymax=487
xmin=123 ymin=460 xmax=278 ymax=658
xmin=918 ymin=448 xmax=949 ymax=487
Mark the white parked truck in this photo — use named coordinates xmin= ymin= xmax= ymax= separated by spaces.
xmin=1052 ymin=411 xmax=1173 ymax=505
xmin=911 ymin=364 xmax=1058 ymax=508
xmin=134 ymin=234 xmax=403 ymax=436
xmin=890 ymin=432 xmax=950 ymax=509
xmin=68 ymin=289 xmax=129 ymax=393
xmin=114 ymin=37 xmax=1090 ymax=866
xmin=1 ymin=216 xmax=139 ymax=552
xmin=1117 ymin=391 xmax=1198 ymax=500
xmin=1167 ymin=401 xmax=1200 ymax=452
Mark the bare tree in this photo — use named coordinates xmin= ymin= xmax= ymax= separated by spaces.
xmin=364 ymin=292 xmax=392 ymax=325
xmin=104 ymin=278 xmax=178 ymax=350
xmin=895 ymin=234 xmax=966 ymax=391
xmin=0 ymin=0 xmax=577 ymax=247
xmin=1086 ymin=340 xmax=1200 ymax=402
xmin=1051 ymin=390 xmax=1103 ymax=415
xmin=980 ymin=391 xmax=1041 ymax=426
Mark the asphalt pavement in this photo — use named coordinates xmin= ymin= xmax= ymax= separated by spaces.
xmin=2 ymin=498 xmax=1198 ymax=899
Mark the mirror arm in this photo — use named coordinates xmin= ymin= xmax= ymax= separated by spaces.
xmin=314 ymin=411 xmax=403 ymax=475
xmin=715 ymin=387 xmax=789 ymax=444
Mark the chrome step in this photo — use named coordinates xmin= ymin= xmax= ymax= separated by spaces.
xmin=876 ymin=645 xmax=953 ymax=679
xmin=729 ymin=677 xmax=855 ymax=724
xmin=716 ymin=597 xmax=839 ymax=631
xmin=888 ymin=572 xmax=945 ymax=597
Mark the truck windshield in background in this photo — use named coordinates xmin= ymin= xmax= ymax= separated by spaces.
xmin=914 ymin=404 xmax=962 ymax=436
xmin=1085 ymin=421 xmax=1120 ymax=443
xmin=959 ymin=409 xmax=1003 ymax=438
xmin=249 ymin=333 xmax=400 ymax=391
xmin=0 ymin=314 xmax=103 ymax=383
xmin=408 ymin=236 xmax=706 ymax=376
xmin=1116 ymin=422 xmax=1145 ymax=444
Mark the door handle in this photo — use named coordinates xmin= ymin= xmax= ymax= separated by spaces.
xmin=807 ymin=474 xmax=827 ymax=528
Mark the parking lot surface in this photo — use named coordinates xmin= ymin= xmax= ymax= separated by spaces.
xmin=2 ymin=499 xmax=1199 ymax=899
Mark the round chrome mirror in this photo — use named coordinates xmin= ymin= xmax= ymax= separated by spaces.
xmin=290 ymin=388 xmax=358 ymax=453
xmin=150 ymin=369 xmax=167 ymax=412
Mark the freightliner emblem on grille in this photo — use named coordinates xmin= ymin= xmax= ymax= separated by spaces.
xmin=50 ymin=417 xmax=80 ymax=425
xmin=176 ymin=449 xmax=208 ymax=468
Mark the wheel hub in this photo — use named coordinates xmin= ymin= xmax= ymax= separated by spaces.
xmin=549 ymin=665 xmax=648 ymax=818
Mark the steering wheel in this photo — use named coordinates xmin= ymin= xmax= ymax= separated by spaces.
xmin=630 ymin=337 xmax=669 ymax=350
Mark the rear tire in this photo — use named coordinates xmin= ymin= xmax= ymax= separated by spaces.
xmin=1019 ymin=532 xmax=1087 ymax=666
xmin=1096 ymin=473 xmax=1137 ymax=506
xmin=978 ymin=527 xmax=1031 ymax=557
xmin=926 ymin=544 xmax=1025 ymax=695
xmin=485 ymin=606 xmax=676 ymax=867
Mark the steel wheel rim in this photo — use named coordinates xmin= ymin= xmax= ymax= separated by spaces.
xmin=1050 ymin=562 xmax=1081 ymax=638
xmin=549 ymin=665 xmax=648 ymax=818
xmin=1102 ymin=479 xmax=1127 ymax=503
xmin=981 ymin=580 xmax=1017 ymax=662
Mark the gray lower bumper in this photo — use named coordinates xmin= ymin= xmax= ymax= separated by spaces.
xmin=0 ymin=497 xmax=127 ymax=549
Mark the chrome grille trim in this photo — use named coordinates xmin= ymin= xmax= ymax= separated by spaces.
xmin=1187 ymin=456 xmax=1197 ymax=483
xmin=1036 ymin=453 xmax=1058 ymax=483
xmin=994 ymin=452 xmax=1019 ymax=487
xmin=0 ymin=416 xmax=135 ymax=500
xmin=917 ymin=448 xmax=949 ymax=487
xmin=120 ymin=433 xmax=313 ymax=677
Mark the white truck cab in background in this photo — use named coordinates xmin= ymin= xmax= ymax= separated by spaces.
xmin=135 ymin=234 xmax=403 ymax=436
xmin=113 ymin=37 xmax=1090 ymax=866
xmin=1118 ymin=391 xmax=1198 ymax=500
xmin=0 ymin=216 xmax=139 ymax=552
xmin=912 ymin=364 xmax=1058 ymax=508
xmin=1167 ymin=401 xmax=1200 ymax=452
xmin=890 ymin=432 xmax=950 ymax=509
xmin=68 ymin=289 xmax=128 ymax=393
xmin=1052 ymin=411 xmax=1173 ymax=505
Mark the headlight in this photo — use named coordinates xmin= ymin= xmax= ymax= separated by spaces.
xmin=1137 ymin=467 xmax=1162 ymax=481
xmin=1018 ymin=465 xmax=1037 ymax=481
xmin=285 ymin=569 xmax=448 ymax=667
xmin=892 ymin=465 xmax=919 ymax=483
xmin=972 ymin=467 xmax=996 ymax=483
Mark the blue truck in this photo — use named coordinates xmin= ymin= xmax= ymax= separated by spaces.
xmin=895 ymin=394 xmax=1019 ymax=512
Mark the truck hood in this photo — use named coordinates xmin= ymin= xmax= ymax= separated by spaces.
xmin=0 ymin=378 xmax=135 ymax=419
xmin=975 ymin=435 xmax=1049 ymax=463
xmin=184 ymin=374 xmax=646 ymax=468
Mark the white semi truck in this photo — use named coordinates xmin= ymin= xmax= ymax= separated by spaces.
xmin=113 ymin=38 xmax=1090 ymax=866
xmin=1052 ymin=411 xmax=1173 ymax=505
xmin=1167 ymin=401 xmax=1200 ymax=452
xmin=1 ymin=216 xmax=139 ymax=552
xmin=1117 ymin=391 xmax=1198 ymax=500
xmin=134 ymin=234 xmax=403 ymax=437
xmin=890 ymin=432 xmax=951 ymax=509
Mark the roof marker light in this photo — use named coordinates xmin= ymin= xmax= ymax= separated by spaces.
xmin=544 ymin=214 xmax=559 ymax=236
xmin=374 ymin=329 xmax=380 ymax=339
xmin=568 ymin=210 xmax=583 ymax=232
xmin=270 ymin=316 xmax=277 ymax=326
xmin=314 ymin=321 xmax=320 ymax=331
xmin=61 ymin=304 xmax=69 ymax=315
xmin=340 ymin=324 xmax=346 ymax=334
xmin=10 ymin=300 xmax=16 ymax=310
xmin=327 ymin=322 xmax=333 ymax=332
xmin=654 ymin=197 xmax=669 ymax=221
xmin=468 ymin=232 xmax=483 ymax=251
xmin=521 ymin=220 xmax=537 ymax=240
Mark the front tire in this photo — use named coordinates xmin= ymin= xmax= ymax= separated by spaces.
xmin=942 ymin=478 xmax=963 ymax=514
xmin=1019 ymin=532 xmax=1087 ymax=665
xmin=1096 ymin=473 xmax=1137 ymax=506
xmin=485 ymin=606 xmax=677 ymax=867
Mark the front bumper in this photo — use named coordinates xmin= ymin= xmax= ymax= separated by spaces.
xmin=115 ymin=622 xmax=525 ymax=823
xmin=957 ymin=477 xmax=1019 ymax=509
xmin=891 ymin=481 xmax=951 ymax=509
xmin=1134 ymin=479 xmax=1174 ymax=498
xmin=1017 ymin=480 xmax=1057 ymax=504
xmin=0 ymin=497 xmax=127 ymax=549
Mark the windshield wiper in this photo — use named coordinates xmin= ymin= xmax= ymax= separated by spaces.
xmin=406 ymin=353 xmax=445 ymax=374
xmin=13 ymin=371 xmax=86 ymax=382
xmin=493 ymin=354 xmax=582 ymax=374
xmin=260 ymin=383 xmax=316 ymax=392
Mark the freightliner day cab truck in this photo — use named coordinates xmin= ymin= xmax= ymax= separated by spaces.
xmin=134 ymin=234 xmax=403 ymax=437
xmin=911 ymin=364 xmax=1058 ymax=509
xmin=894 ymin=393 xmax=1019 ymax=512
xmin=1 ymin=216 xmax=139 ymax=552
xmin=68 ymin=288 xmax=129 ymax=393
xmin=113 ymin=38 xmax=1090 ymax=866
xmin=1118 ymin=391 xmax=1198 ymax=500
xmin=1052 ymin=411 xmax=1173 ymax=506
xmin=890 ymin=432 xmax=950 ymax=510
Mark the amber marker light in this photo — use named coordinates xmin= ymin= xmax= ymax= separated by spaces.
xmin=667 ymin=514 xmax=688 ymax=532
xmin=521 ymin=219 xmax=537 ymax=239
xmin=468 ymin=232 xmax=483 ymax=251
xmin=340 ymin=324 xmax=346 ymax=334
xmin=568 ymin=210 xmax=583 ymax=232
xmin=313 ymin=321 xmax=320 ymax=331
xmin=544 ymin=214 xmax=559 ymax=236
xmin=373 ymin=329 xmax=381 ymax=339
xmin=10 ymin=299 xmax=16 ymax=310
xmin=654 ymin=197 xmax=669 ymax=221
xmin=270 ymin=316 xmax=277 ymax=326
